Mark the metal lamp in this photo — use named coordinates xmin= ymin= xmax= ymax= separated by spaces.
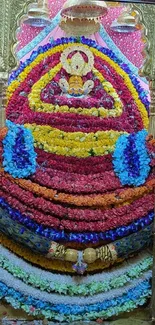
xmin=24 ymin=0 xmax=51 ymax=27
xmin=111 ymin=6 xmax=139 ymax=32
xmin=59 ymin=0 xmax=108 ymax=36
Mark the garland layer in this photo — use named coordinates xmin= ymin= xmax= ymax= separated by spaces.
xmin=0 ymin=245 xmax=152 ymax=296
xmin=0 ymin=278 xmax=151 ymax=321
xmin=0 ymin=175 xmax=154 ymax=231
xmin=0 ymin=267 xmax=151 ymax=306
xmin=0 ymin=196 xmax=153 ymax=244
xmin=1 ymin=168 xmax=154 ymax=209
xmin=25 ymin=123 xmax=125 ymax=158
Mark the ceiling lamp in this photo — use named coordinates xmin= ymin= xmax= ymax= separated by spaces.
xmin=61 ymin=0 xmax=108 ymax=19
xmin=59 ymin=0 xmax=108 ymax=36
xmin=111 ymin=7 xmax=139 ymax=33
xmin=24 ymin=0 xmax=51 ymax=27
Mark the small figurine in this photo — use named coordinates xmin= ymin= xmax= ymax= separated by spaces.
xmin=58 ymin=45 xmax=95 ymax=97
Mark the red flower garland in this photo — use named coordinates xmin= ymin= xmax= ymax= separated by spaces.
xmin=0 ymin=175 xmax=154 ymax=231
xmin=31 ymin=167 xmax=122 ymax=194
xmin=36 ymin=148 xmax=113 ymax=173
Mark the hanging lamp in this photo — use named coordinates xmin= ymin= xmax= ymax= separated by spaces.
xmin=111 ymin=6 xmax=139 ymax=33
xmin=59 ymin=0 xmax=108 ymax=36
xmin=24 ymin=0 xmax=51 ymax=27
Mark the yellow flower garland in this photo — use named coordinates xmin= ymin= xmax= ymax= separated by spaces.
xmin=25 ymin=123 xmax=126 ymax=157
xmin=0 ymin=233 xmax=123 ymax=273
xmin=28 ymin=65 xmax=123 ymax=118
xmin=7 ymin=43 xmax=149 ymax=129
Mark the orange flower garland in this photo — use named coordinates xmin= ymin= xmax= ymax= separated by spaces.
xmin=1 ymin=168 xmax=154 ymax=208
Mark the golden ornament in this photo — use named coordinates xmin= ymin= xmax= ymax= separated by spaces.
xmin=83 ymin=248 xmax=97 ymax=264
xmin=65 ymin=249 xmax=78 ymax=262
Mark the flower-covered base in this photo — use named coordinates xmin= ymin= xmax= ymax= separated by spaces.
xmin=0 ymin=37 xmax=154 ymax=321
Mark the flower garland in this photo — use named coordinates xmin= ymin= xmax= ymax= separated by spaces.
xmin=0 ymin=171 xmax=154 ymax=227
xmin=31 ymin=164 xmax=154 ymax=194
xmin=0 ymin=266 xmax=151 ymax=306
xmin=31 ymin=166 xmax=123 ymax=194
xmin=14 ymin=108 xmax=138 ymax=134
xmin=0 ymin=195 xmax=154 ymax=244
xmin=2 ymin=169 xmax=154 ymax=208
xmin=2 ymin=290 xmax=151 ymax=321
xmin=113 ymin=130 xmax=151 ymax=186
xmin=0 ymin=198 xmax=154 ymax=244
xmin=25 ymin=124 xmax=125 ymax=144
xmin=36 ymin=149 xmax=114 ymax=174
xmin=0 ymin=183 xmax=154 ymax=232
xmin=25 ymin=123 xmax=126 ymax=157
xmin=0 ymin=245 xmax=152 ymax=296
xmin=0 ymin=278 xmax=151 ymax=321
xmin=2 ymin=121 xmax=37 ymax=178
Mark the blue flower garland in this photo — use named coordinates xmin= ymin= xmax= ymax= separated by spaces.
xmin=2 ymin=120 xmax=37 ymax=178
xmin=0 ymin=197 xmax=153 ymax=244
xmin=113 ymin=130 xmax=151 ymax=186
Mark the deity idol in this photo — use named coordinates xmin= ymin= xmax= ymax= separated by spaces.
xmin=0 ymin=0 xmax=154 ymax=322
